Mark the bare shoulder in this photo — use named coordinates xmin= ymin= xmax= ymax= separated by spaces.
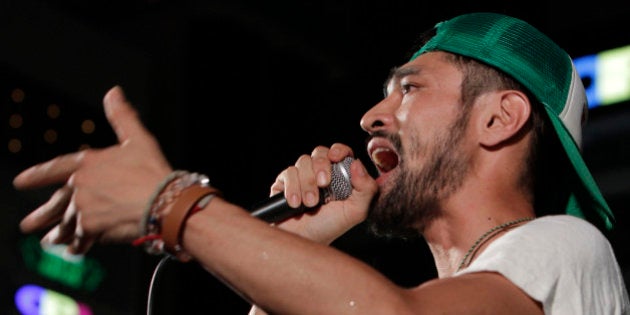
xmin=405 ymin=272 xmax=544 ymax=315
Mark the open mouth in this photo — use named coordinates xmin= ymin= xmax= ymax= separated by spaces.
xmin=368 ymin=139 xmax=400 ymax=174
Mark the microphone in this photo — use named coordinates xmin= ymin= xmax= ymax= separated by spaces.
xmin=250 ymin=157 xmax=354 ymax=223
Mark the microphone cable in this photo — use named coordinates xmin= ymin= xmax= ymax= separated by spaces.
xmin=146 ymin=255 xmax=173 ymax=315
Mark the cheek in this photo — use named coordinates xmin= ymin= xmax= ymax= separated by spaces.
xmin=399 ymin=108 xmax=461 ymax=161
xmin=395 ymin=103 xmax=410 ymax=124
xmin=399 ymin=92 xmax=460 ymax=127
xmin=398 ymin=104 xmax=445 ymax=139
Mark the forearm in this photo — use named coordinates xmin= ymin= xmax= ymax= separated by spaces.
xmin=181 ymin=197 xmax=410 ymax=315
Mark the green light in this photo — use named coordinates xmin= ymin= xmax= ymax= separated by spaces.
xmin=41 ymin=289 xmax=81 ymax=315
xmin=598 ymin=45 xmax=630 ymax=106
xmin=20 ymin=236 xmax=106 ymax=291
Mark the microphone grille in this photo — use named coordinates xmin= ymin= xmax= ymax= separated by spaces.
xmin=326 ymin=156 xmax=353 ymax=202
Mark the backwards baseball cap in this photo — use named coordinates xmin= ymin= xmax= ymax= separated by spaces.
xmin=410 ymin=12 xmax=615 ymax=231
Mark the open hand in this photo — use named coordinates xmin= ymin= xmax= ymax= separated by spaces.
xmin=14 ymin=86 xmax=173 ymax=254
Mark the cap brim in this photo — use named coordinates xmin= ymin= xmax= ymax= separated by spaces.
xmin=545 ymin=107 xmax=615 ymax=231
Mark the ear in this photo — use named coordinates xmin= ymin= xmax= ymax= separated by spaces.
xmin=477 ymin=90 xmax=531 ymax=147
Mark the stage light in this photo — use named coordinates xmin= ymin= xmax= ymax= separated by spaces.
xmin=15 ymin=284 xmax=93 ymax=315
xmin=20 ymin=236 xmax=105 ymax=291
xmin=575 ymin=44 xmax=630 ymax=109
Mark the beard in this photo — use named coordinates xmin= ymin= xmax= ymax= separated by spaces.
xmin=366 ymin=108 xmax=472 ymax=239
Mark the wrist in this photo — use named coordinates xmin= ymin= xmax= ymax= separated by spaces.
xmin=133 ymin=170 xmax=221 ymax=262
xmin=161 ymin=185 xmax=220 ymax=261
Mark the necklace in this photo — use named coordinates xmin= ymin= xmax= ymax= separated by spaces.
xmin=457 ymin=217 xmax=534 ymax=271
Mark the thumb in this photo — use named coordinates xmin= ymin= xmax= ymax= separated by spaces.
xmin=349 ymin=158 xmax=378 ymax=198
xmin=103 ymin=85 xmax=149 ymax=144
xmin=344 ymin=158 xmax=378 ymax=222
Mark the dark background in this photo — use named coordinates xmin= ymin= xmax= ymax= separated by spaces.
xmin=1 ymin=0 xmax=629 ymax=314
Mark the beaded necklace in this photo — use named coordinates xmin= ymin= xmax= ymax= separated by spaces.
xmin=457 ymin=217 xmax=534 ymax=271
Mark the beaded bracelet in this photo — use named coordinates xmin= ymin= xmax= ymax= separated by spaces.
xmin=137 ymin=170 xmax=188 ymax=242
xmin=133 ymin=170 xmax=218 ymax=258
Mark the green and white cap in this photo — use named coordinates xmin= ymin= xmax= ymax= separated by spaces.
xmin=411 ymin=12 xmax=615 ymax=230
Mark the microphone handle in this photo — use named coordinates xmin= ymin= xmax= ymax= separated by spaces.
xmin=250 ymin=191 xmax=326 ymax=223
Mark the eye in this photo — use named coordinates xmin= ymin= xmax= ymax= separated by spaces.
xmin=401 ymin=83 xmax=416 ymax=94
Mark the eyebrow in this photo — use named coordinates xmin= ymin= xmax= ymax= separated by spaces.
xmin=382 ymin=66 xmax=421 ymax=96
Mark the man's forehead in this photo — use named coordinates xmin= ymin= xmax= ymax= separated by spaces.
xmin=383 ymin=53 xmax=456 ymax=95
xmin=387 ymin=52 xmax=450 ymax=80
xmin=383 ymin=65 xmax=420 ymax=91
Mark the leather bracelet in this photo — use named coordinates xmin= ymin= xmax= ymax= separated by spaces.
xmin=138 ymin=170 xmax=188 ymax=239
xmin=161 ymin=185 xmax=221 ymax=261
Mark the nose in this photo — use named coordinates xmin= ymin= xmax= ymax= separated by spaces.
xmin=360 ymin=98 xmax=397 ymax=134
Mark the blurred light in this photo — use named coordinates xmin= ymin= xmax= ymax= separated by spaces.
xmin=81 ymin=119 xmax=95 ymax=134
xmin=43 ymin=129 xmax=58 ymax=144
xmin=9 ymin=113 xmax=23 ymax=128
xmin=20 ymin=236 xmax=105 ymax=291
xmin=575 ymin=44 xmax=630 ymax=108
xmin=47 ymin=104 xmax=61 ymax=119
xmin=11 ymin=88 xmax=25 ymax=103
xmin=15 ymin=284 xmax=93 ymax=315
xmin=8 ymin=138 xmax=22 ymax=153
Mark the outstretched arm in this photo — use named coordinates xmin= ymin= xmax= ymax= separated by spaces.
xmin=14 ymin=85 xmax=542 ymax=315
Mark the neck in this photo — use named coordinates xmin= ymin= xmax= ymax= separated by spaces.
xmin=420 ymin=145 xmax=538 ymax=276
xmin=422 ymin=192 xmax=535 ymax=277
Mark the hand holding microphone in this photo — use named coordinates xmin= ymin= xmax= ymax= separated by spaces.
xmin=250 ymin=156 xmax=354 ymax=223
